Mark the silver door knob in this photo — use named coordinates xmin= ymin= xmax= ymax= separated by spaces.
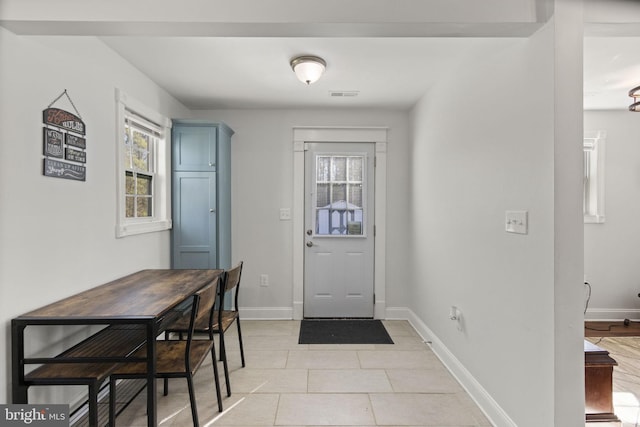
xmin=306 ymin=241 xmax=313 ymax=247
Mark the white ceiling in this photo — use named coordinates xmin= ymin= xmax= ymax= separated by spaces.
xmin=1 ymin=0 xmax=639 ymax=111
xmin=100 ymin=37 xmax=517 ymax=110
xmin=0 ymin=0 xmax=545 ymax=110
xmin=99 ymin=33 xmax=640 ymax=111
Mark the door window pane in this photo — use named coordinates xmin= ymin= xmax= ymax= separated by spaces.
xmin=332 ymin=183 xmax=346 ymax=204
xmin=332 ymin=157 xmax=347 ymax=181
xmin=348 ymin=157 xmax=362 ymax=181
xmin=349 ymin=184 xmax=363 ymax=208
xmin=315 ymin=154 xmax=366 ymax=236
xmin=317 ymin=183 xmax=329 ymax=207
xmin=317 ymin=157 xmax=330 ymax=181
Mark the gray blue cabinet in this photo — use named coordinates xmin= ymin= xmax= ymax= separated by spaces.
xmin=171 ymin=121 xmax=233 ymax=269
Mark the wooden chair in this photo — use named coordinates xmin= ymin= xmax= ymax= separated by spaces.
xmin=109 ymin=281 xmax=222 ymax=427
xmin=215 ymin=262 xmax=245 ymax=396
xmin=165 ymin=262 xmax=245 ymax=397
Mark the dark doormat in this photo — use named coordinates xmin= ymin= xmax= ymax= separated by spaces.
xmin=298 ymin=319 xmax=394 ymax=344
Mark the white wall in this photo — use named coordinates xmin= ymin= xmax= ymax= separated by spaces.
xmin=0 ymin=28 xmax=190 ymax=403
xmin=584 ymin=110 xmax=640 ymax=319
xmin=190 ymin=109 xmax=411 ymax=315
xmin=407 ymin=14 xmax=583 ymax=427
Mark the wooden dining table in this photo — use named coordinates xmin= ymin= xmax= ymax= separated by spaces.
xmin=12 ymin=268 xmax=222 ymax=427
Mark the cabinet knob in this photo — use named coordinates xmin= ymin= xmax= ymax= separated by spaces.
xmin=209 ymin=163 xmax=215 ymax=167
xmin=210 ymin=209 xmax=216 ymax=213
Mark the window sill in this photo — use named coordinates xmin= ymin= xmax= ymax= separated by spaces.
xmin=116 ymin=219 xmax=172 ymax=238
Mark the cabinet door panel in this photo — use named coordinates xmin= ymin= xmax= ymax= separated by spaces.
xmin=176 ymin=252 xmax=211 ymax=269
xmin=172 ymin=172 xmax=217 ymax=268
xmin=173 ymin=125 xmax=217 ymax=171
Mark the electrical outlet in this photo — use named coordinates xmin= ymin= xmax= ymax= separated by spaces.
xmin=260 ymin=274 xmax=269 ymax=287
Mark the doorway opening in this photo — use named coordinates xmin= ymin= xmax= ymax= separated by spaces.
xmin=292 ymin=127 xmax=388 ymax=320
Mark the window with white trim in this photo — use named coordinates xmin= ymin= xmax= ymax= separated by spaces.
xmin=115 ymin=89 xmax=172 ymax=237
xmin=584 ymin=130 xmax=606 ymax=224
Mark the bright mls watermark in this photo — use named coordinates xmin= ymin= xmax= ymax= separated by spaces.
xmin=0 ymin=405 xmax=68 ymax=426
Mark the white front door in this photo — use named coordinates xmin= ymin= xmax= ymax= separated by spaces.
xmin=303 ymin=142 xmax=375 ymax=318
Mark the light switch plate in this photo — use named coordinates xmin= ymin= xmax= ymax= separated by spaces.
xmin=505 ymin=210 xmax=528 ymax=234
xmin=279 ymin=208 xmax=291 ymax=221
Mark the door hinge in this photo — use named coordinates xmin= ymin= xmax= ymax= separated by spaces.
xmin=374 ymin=225 xmax=376 ymax=236
xmin=374 ymin=156 xmax=377 ymax=167
xmin=373 ymin=293 xmax=376 ymax=304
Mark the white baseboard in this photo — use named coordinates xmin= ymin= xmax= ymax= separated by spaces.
xmin=585 ymin=308 xmax=640 ymax=321
xmin=385 ymin=306 xmax=411 ymax=320
xmin=239 ymin=307 xmax=293 ymax=320
xmin=387 ymin=306 xmax=516 ymax=427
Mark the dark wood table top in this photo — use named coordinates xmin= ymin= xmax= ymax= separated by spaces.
xmin=15 ymin=269 xmax=222 ymax=321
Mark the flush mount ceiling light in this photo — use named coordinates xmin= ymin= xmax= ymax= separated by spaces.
xmin=290 ymin=56 xmax=326 ymax=85
xmin=629 ymin=85 xmax=640 ymax=111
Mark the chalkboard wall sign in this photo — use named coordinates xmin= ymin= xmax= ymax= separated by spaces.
xmin=43 ymin=128 xmax=64 ymax=158
xmin=65 ymin=147 xmax=86 ymax=163
xmin=43 ymin=108 xmax=86 ymax=135
xmin=44 ymin=158 xmax=86 ymax=181
xmin=66 ymin=134 xmax=86 ymax=149
xmin=42 ymin=90 xmax=87 ymax=181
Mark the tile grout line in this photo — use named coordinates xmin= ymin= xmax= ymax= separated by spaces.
xmin=271 ymin=393 xmax=281 ymax=426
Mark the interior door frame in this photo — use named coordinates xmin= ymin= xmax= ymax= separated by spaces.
xmin=292 ymin=127 xmax=388 ymax=320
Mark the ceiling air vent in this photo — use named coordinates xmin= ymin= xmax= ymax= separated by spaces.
xmin=329 ymin=91 xmax=359 ymax=97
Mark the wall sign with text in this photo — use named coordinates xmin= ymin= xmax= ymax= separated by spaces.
xmin=42 ymin=91 xmax=87 ymax=181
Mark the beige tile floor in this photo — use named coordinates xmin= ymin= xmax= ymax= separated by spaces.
xmin=115 ymin=320 xmax=492 ymax=426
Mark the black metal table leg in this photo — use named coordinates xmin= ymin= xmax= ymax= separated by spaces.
xmin=146 ymin=322 xmax=157 ymax=427
xmin=11 ymin=320 xmax=28 ymax=404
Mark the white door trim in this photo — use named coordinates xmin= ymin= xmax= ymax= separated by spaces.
xmin=292 ymin=126 xmax=387 ymax=320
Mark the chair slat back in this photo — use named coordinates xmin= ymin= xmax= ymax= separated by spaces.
xmin=195 ymin=278 xmax=218 ymax=324
xmin=223 ymin=262 xmax=243 ymax=293
xmin=220 ymin=262 xmax=243 ymax=313
xmin=184 ymin=281 xmax=216 ymax=368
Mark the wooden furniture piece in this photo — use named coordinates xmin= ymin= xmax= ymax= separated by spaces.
xmin=12 ymin=269 xmax=221 ymax=427
xmin=585 ymin=340 xmax=621 ymax=425
xmin=110 ymin=281 xmax=222 ymax=427
xmin=22 ymin=324 xmax=146 ymax=426
xmin=216 ymin=262 xmax=246 ymax=396
xmin=171 ymin=121 xmax=233 ymax=270
xmin=165 ymin=261 xmax=245 ymax=397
